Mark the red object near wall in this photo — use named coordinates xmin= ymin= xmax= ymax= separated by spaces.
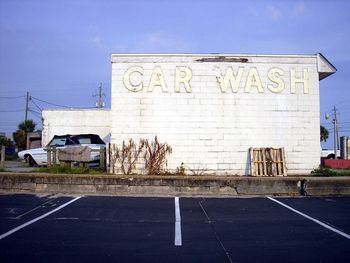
xmin=323 ymin=159 xmax=350 ymax=169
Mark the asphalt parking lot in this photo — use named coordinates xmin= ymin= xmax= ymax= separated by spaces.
xmin=0 ymin=194 xmax=349 ymax=263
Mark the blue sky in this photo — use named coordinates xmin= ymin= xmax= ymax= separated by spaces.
xmin=0 ymin=0 xmax=349 ymax=149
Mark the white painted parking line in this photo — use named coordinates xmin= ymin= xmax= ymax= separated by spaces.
xmin=174 ymin=196 xmax=182 ymax=246
xmin=0 ymin=196 xmax=82 ymax=240
xmin=268 ymin=197 xmax=350 ymax=240
xmin=14 ymin=197 xmax=57 ymax=219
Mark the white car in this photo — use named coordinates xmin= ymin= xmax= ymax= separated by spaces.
xmin=321 ymin=149 xmax=341 ymax=159
xmin=18 ymin=134 xmax=106 ymax=166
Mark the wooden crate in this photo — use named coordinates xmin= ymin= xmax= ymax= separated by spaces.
xmin=250 ymin=147 xmax=287 ymax=176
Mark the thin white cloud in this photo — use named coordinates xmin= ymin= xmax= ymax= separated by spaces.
xmin=145 ymin=32 xmax=190 ymax=50
xmin=147 ymin=33 xmax=164 ymax=45
xmin=291 ymin=2 xmax=306 ymax=17
xmin=113 ymin=44 xmax=129 ymax=53
xmin=90 ymin=36 xmax=103 ymax=49
xmin=266 ymin=5 xmax=282 ymax=21
xmin=136 ymin=32 xmax=194 ymax=53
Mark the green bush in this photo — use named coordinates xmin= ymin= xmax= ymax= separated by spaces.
xmin=176 ymin=163 xmax=185 ymax=175
xmin=311 ymin=166 xmax=350 ymax=177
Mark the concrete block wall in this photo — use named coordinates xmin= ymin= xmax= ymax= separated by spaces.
xmin=42 ymin=109 xmax=111 ymax=145
xmin=110 ymin=54 xmax=326 ymax=175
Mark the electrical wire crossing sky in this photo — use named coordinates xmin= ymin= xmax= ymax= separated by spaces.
xmin=0 ymin=0 xmax=349 ymax=149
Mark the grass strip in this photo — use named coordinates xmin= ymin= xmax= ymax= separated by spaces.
xmin=34 ymin=166 xmax=101 ymax=174
xmin=311 ymin=167 xmax=350 ymax=177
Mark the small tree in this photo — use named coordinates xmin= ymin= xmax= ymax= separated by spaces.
xmin=13 ymin=120 xmax=36 ymax=150
xmin=320 ymin=125 xmax=329 ymax=142
xmin=0 ymin=136 xmax=12 ymax=147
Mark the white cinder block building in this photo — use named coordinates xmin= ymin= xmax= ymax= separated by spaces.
xmin=110 ymin=53 xmax=336 ymax=175
xmin=42 ymin=109 xmax=111 ymax=146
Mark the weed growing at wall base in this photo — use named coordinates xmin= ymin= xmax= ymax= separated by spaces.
xmin=311 ymin=167 xmax=350 ymax=177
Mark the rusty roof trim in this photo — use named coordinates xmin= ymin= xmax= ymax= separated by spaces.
xmin=195 ymin=56 xmax=249 ymax=63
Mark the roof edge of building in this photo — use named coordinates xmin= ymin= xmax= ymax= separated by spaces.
xmin=42 ymin=108 xmax=111 ymax=112
xmin=110 ymin=53 xmax=319 ymax=58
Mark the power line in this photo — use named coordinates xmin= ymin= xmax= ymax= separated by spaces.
xmin=29 ymin=109 xmax=41 ymax=115
xmin=30 ymin=98 xmax=43 ymax=111
xmin=335 ymin=99 xmax=350 ymax=107
xmin=322 ymin=123 xmax=350 ymax=128
xmin=0 ymin=96 xmax=25 ymax=99
xmin=31 ymin=96 xmax=76 ymax=108
xmin=0 ymin=109 xmax=24 ymax=112
xmin=31 ymin=96 xmax=95 ymax=109
xmin=29 ymin=110 xmax=42 ymax=119
xmin=0 ymin=121 xmax=19 ymax=124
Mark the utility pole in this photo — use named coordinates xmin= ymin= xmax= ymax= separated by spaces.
xmin=24 ymin=91 xmax=30 ymax=149
xmin=94 ymin=83 xmax=105 ymax=108
xmin=25 ymin=91 xmax=29 ymax=123
xmin=332 ymin=106 xmax=339 ymax=159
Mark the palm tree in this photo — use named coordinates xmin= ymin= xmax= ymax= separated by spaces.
xmin=320 ymin=125 xmax=329 ymax=142
xmin=18 ymin=120 xmax=36 ymax=132
xmin=13 ymin=120 xmax=36 ymax=150
xmin=0 ymin=136 xmax=12 ymax=147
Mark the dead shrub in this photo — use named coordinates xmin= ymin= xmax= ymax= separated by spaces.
xmin=143 ymin=136 xmax=172 ymax=175
xmin=114 ymin=138 xmax=146 ymax=175
xmin=111 ymin=136 xmax=172 ymax=175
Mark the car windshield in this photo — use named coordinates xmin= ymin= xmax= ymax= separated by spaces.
xmin=76 ymin=135 xmax=105 ymax=145
xmin=46 ymin=134 xmax=105 ymax=147
xmin=48 ymin=137 xmax=66 ymax=147
xmin=47 ymin=136 xmax=80 ymax=147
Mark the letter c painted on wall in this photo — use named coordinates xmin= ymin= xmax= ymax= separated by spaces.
xmin=123 ymin=66 xmax=143 ymax=92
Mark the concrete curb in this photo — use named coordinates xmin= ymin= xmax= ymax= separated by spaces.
xmin=0 ymin=172 xmax=350 ymax=197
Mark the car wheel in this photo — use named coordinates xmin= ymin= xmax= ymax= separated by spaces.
xmin=327 ymin=154 xmax=335 ymax=159
xmin=28 ymin=156 xmax=37 ymax=167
